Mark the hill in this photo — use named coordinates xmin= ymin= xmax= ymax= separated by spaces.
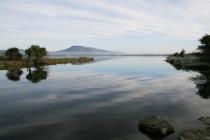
xmin=50 ymin=46 xmax=122 ymax=56
xmin=57 ymin=46 xmax=112 ymax=53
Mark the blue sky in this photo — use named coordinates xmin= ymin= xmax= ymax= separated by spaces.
xmin=0 ymin=0 xmax=209 ymax=53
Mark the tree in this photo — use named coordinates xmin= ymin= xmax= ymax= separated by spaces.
xmin=4 ymin=47 xmax=22 ymax=60
xmin=179 ymin=49 xmax=186 ymax=57
xmin=172 ymin=52 xmax=180 ymax=57
xmin=25 ymin=45 xmax=47 ymax=64
xmin=198 ymin=34 xmax=210 ymax=55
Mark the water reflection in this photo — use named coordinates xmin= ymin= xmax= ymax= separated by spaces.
xmin=167 ymin=62 xmax=210 ymax=99
xmin=191 ymin=71 xmax=210 ymax=99
xmin=5 ymin=67 xmax=48 ymax=83
xmin=1 ymin=57 xmax=210 ymax=140
xmin=6 ymin=69 xmax=23 ymax=81
xmin=26 ymin=67 xmax=48 ymax=83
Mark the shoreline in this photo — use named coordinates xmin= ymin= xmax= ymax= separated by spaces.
xmin=0 ymin=57 xmax=94 ymax=70
xmin=166 ymin=55 xmax=210 ymax=71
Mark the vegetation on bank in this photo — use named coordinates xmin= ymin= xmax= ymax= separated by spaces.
xmin=166 ymin=34 xmax=210 ymax=99
xmin=0 ymin=57 xmax=94 ymax=70
xmin=166 ymin=34 xmax=210 ymax=70
xmin=166 ymin=56 xmax=210 ymax=70
xmin=4 ymin=47 xmax=22 ymax=60
xmin=0 ymin=45 xmax=94 ymax=70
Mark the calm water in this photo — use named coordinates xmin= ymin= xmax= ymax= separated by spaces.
xmin=0 ymin=57 xmax=209 ymax=140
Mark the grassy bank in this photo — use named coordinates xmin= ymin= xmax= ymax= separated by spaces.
xmin=166 ymin=56 xmax=210 ymax=70
xmin=0 ymin=57 xmax=94 ymax=70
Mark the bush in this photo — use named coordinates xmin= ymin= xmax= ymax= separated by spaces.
xmin=4 ymin=48 xmax=22 ymax=60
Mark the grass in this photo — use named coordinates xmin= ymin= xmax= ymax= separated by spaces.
xmin=166 ymin=55 xmax=210 ymax=70
xmin=42 ymin=57 xmax=94 ymax=65
xmin=0 ymin=57 xmax=94 ymax=70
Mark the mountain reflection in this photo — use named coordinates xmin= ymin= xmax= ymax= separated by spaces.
xmin=6 ymin=69 xmax=23 ymax=81
xmin=6 ymin=67 xmax=48 ymax=83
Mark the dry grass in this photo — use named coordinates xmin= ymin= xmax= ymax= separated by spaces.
xmin=0 ymin=57 xmax=94 ymax=70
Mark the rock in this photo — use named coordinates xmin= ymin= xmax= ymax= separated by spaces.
xmin=179 ymin=128 xmax=210 ymax=140
xmin=138 ymin=116 xmax=174 ymax=139
xmin=199 ymin=117 xmax=210 ymax=125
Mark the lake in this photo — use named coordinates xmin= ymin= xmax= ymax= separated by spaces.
xmin=0 ymin=56 xmax=209 ymax=140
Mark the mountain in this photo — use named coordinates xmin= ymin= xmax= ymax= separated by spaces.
xmin=50 ymin=46 xmax=122 ymax=56
xmin=57 ymin=46 xmax=113 ymax=53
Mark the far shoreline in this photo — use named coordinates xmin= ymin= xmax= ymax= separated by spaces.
xmin=0 ymin=57 xmax=94 ymax=70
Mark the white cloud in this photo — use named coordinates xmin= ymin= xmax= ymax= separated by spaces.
xmin=0 ymin=0 xmax=210 ymax=50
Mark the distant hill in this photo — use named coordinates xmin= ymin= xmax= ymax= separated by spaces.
xmin=57 ymin=46 xmax=113 ymax=53
xmin=50 ymin=46 xmax=122 ymax=56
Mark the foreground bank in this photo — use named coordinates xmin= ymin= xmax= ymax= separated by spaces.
xmin=166 ymin=56 xmax=210 ymax=70
xmin=166 ymin=34 xmax=210 ymax=71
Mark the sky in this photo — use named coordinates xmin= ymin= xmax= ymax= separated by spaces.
xmin=0 ymin=0 xmax=210 ymax=53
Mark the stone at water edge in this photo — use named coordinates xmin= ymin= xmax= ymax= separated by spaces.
xmin=199 ymin=117 xmax=210 ymax=125
xmin=179 ymin=128 xmax=210 ymax=140
xmin=138 ymin=116 xmax=175 ymax=139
